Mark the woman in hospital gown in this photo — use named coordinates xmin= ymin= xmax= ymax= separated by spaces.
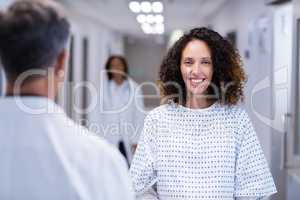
xmin=130 ymin=27 xmax=277 ymax=200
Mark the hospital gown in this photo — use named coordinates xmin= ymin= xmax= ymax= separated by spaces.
xmin=130 ymin=102 xmax=277 ymax=200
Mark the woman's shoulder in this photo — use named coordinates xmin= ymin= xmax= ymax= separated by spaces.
xmin=145 ymin=103 xmax=182 ymax=122
xmin=146 ymin=104 xmax=169 ymax=119
xmin=216 ymin=104 xmax=253 ymax=137
xmin=222 ymin=105 xmax=251 ymax=124
xmin=216 ymin=103 xmax=250 ymax=121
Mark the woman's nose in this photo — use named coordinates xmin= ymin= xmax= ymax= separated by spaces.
xmin=191 ymin=63 xmax=202 ymax=74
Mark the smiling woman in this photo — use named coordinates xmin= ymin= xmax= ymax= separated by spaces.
xmin=180 ymin=39 xmax=214 ymax=108
xmin=159 ymin=27 xmax=246 ymax=106
xmin=129 ymin=27 xmax=277 ymax=200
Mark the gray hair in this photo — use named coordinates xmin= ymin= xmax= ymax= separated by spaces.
xmin=0 ymin=0 xmax=71 ymax=81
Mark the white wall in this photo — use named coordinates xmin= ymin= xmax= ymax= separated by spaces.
xmin=206 ymin=1 xmax=297 ymax=199
xmin=56 ymin=9 xmax=125 ymax=128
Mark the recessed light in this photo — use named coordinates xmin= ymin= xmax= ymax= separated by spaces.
xmin=155 ymin=14 xmax=164 ymax=23
xmin=136 ymin=14 xmax=147 ymax=23
xmin=152 ymin=1 xmax=163 ymax=13
xmin=141 ymin=1 xmax=152 ymax=13
xmin=154 ymin=23 xmax=164 ymax=34
xmin=141 ymin=23 xmax=153 ymax=34
xmin=146 ymin=14 xmax=155 ymax=24
xmin=129 ymin=1 xmax=141 ymax=13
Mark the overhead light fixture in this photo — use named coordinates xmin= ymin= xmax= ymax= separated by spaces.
xmin=129 ymin=1 xmax=141 ymax=13
xmin=141 ymin=23 xmax=165 ymax=35
xmin=130 ymin=1 xmax=165 ymax=35
xmin=155 ymin=14 xmax=164 ymax=23
xmin=152 ymin=1 xmax=163 ymax=13
xmin=141 ymin=23 xmax=153 ymax=34
xmin=146 ymin=14 xmax=155 ymax=24
xmin=154 ymin=23 xmax=164 ymax=34
xmin=141 ymin=1 xmax=152 ymax=13
xmin=136 ymin=14 xmax=146 ymax=23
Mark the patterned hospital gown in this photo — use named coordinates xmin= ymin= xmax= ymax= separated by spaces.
xmin=129 ymin=102 xmax=277 ymax=200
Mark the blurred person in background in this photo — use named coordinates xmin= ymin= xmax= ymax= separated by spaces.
xmin=100 ymin=55 xmax=145 ymax=164
xmin=0 ymin=1 xmax=134 ymax=199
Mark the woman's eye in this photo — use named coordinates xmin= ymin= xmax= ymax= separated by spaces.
xmin=202 ymin=61 xmax=211 ymax=65
xmin=184 ymin=61 xmax=193 ymax=65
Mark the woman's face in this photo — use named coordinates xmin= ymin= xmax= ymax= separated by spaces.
xmin=110 ymin=58 xmax=126 ymax=81
xmin=180 ymin=39 xmax=213 ymax=97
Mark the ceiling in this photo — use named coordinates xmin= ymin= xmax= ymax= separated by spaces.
xmin=59 ymin=0 xmax=228 ymax=38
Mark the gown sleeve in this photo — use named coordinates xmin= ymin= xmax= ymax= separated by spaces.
xmin=130 ymin=113 xmax=159 ymax=198
xmin=234 ymin=110 xmax=277 ymax=199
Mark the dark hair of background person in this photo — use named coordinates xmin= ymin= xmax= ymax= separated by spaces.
xmin=0 ymin=0 xmax=70 ymax=81
xmin=105 ymin=55 xmax=129 ymax=80
xmin=159 ymin=27 xmax=247 ymax=106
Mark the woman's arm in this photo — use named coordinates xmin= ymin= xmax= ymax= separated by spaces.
xmin=234 ymin=110 xmax=277 ymax=199
xmin=130 ymin=113 xmax=158 ymax=199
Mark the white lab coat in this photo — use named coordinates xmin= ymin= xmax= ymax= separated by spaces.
xmin=0 ymin=97 xmax=135 ymax=200
xmin=99 ymin=78 xmax=145 ymax=163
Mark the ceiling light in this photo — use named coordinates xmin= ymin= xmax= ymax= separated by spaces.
xmin=129 ymin=1 xmax=141 ymax=13
xmin=152 ymin=1 xmax=163 ymax=13
xmin=155 ymin=14 xmax=164 ymax=23
xmin=154 ymin=23 xmax=164 ymax=34
xmin=137 ymin=14 xmax=146 ymax=23
xmin=141 ymin=23 xmax=153 ymax=34
xmin=141 ymin=1 xmax=152 ymax=13
xmin=146 ymin=14 xmax=155 ymax=24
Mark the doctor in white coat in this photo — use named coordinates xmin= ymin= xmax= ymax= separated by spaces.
xmin=0 ymin=1 xmax=134 ymax=200
xmin=100 ymin=55 xmax=145 ymax=164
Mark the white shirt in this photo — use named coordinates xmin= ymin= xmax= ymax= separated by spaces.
xmin=0 ymin=97 xmax=134 ymax=200
xmin=100 ymin=79 xmax=145 ymax=161
xmin=130 ymin=102 xmax=277 ymax=200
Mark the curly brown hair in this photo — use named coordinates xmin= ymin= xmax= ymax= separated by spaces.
xmin=159 ymin=27 xmax=246 ymax=106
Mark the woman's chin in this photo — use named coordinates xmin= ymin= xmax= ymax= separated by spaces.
xmin=188 ymin=88 xmax=208 ymax=97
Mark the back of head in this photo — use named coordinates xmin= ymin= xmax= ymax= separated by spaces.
xmin=0 ymin=0 xmax=70 ymax=81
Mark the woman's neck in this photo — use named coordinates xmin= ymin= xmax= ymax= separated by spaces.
xmin=185 ymin=94 xmax=213 ymax=109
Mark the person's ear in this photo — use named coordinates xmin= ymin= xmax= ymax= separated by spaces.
xmin=54 ymin=49 xmax=68 ymax=80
